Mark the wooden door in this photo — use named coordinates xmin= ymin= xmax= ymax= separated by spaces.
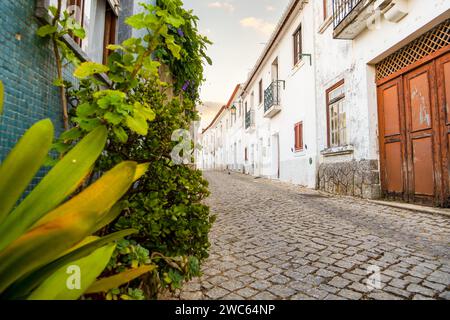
xmin=403 ymin=63 xmax=442 ymax=205
xmin=377 ymin=77 xmax=408 ymax=200
xmin=436 ymin=52 xmax=450 ymax=206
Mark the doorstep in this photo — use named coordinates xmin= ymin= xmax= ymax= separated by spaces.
xmin=370 ymin=200 xmax=450 ymax=218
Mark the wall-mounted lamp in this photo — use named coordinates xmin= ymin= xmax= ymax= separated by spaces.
xmin=230 ymin=105 xmax=237 ymax=116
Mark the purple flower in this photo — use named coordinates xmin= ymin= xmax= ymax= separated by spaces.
xmin=177 ymin=28 xmax=185 ymax=37
xmin=182 ymin=80 xmax=190 ymax=91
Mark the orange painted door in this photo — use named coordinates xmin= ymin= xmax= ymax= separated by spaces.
xmin=377 ymin=77 xmax=408 ymax=200
xmin=403 ymin=62 xmax=442 ymax=205
xmin=436 ymin=52 xmax=450 ymax=206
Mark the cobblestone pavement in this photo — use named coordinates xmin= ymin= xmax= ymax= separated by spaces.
xmin=175 ymin=171 xmax=450 ymax=300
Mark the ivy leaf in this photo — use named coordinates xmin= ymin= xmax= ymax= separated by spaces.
xmin=125 ymin=113 xmax=148 ymax=136
xmin=48 ymin=5 xmax=58 ymax=17
xmin=125 ymin=13 xmax=146 ymax=29
xmin=165 ymin=15 xmax=184 ymax=28
xmin=76 ymin=103 xmax=97 ymax=117
xmin=52 ymin=78 xmax=65 ymax=87
xmin=59 ymin=128 xmax=82 ymax=141
xmin=165 ymin=36 xmax=181 ymax=59
xmin=107 ymin=44 xmax=125 ymax=51
xmin=134 ymin=102 xmax=155 ymax=122
xmin=104 ymin=112 xmax=123 ymax=125
xmin=0 ymin=80 xmax=4 ymax=115
xmin=76 ymin=118 xmax=103 ymax=131
xmin=113 ymin=127 xmax=128 ymax=143
xmin=73 ymin=27 xmax=86 ymax=39
xmin=74 ymin=62 xmax=109 ymax=79
xmin=36 ymin=25 xmax=58 ymax=37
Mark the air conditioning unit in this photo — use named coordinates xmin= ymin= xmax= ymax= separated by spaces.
xmin=374 ymin=0 xmax=409 ymax=23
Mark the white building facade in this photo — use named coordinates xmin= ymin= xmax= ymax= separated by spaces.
xmin=198 ymin=0 xmax=450 ymax=207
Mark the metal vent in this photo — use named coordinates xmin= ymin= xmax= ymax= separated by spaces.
xmin=376 ymin=19 xmax=450 ymax=81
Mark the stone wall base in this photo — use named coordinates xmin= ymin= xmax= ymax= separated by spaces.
xmin=318 ymin=160 xmax=381 ymax=200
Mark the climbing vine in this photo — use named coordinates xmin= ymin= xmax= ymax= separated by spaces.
xmin=36 ymin=0 xmax=213 ymax=299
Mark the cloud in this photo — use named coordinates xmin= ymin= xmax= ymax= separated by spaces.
xmin=208 ymin=2 xmax=235 ymax=13
xmin=266 ymin=5 xmax=275 ymax=12
xmin=240 ymin=17 xmax=275 ymax=36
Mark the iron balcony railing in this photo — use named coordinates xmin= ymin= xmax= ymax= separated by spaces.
xmin=333 ymin=0 xmax=363 ymax=29
xmin=264 ymin=80 xmax=283 ymax=113
xmin=245 ymin=109 xmax=254 ymax=129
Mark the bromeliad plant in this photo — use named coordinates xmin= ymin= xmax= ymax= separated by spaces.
xmin=0 ymin=119 xmax=154 ymax=300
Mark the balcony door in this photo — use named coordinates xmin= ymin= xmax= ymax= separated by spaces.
xmin=271 ymin=58 xmax=279 ymax=83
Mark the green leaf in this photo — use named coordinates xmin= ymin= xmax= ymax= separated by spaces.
xmin=48 ymin=5 xmax=58 ymax=17
xmin=76 ymin=103 xmax=97 ymax=117
xmin=0 ymin=126 xmax=108 ymax=252
xmin=134 ymin=102 xmax=155 ymax=122
xmin=73 ymin=27 xmax=86 ymax=39
xmin=77 ymin=118 xmax=102 ymax=131
xmin=113 ymin=126 xmax=128 ymax=143
xmin=74 ymin=62 xmax=109 ymax=79
xmin=125 ymin=113 xmax=148 ymax=136
xmin=165 ymin=15 xmax=184 ymax=28
xmin=27 ymin=244 xmax=116 ymax=300
xmin=52 ymin=78 xmax=65 ymax=87
xmin=2 ymin=230 xmax=136 ymax=300
xmin=125 ymin=13 xmax=146 ymax=29
xmin=0 ymin=119 xmax=54 ymax=225
xmin=107 ymin=44 xmax=125 ymax=51
xmin=0 ymin=80 xmax=4 ymax=115
xmin=103 ymin=112 xmax=123 ymax=125
xmin=85 ymin=264 xmax=156 ymax=294
xmin=59 ymin=128 xmax=82 ymax=141
xmin=0 ymin=161 xmax=138 ymax=292
xmin=36 ymin=25 xmax=58 ymax=37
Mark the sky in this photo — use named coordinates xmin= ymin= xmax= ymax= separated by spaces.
xmin=183 ymin=0 xmax=291 ymax=104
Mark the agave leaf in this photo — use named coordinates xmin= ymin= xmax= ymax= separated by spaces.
xmin=85 ymin=264 xmax=157 ymax=294
xmin=27 ymin=244 xmax=116 ymax=300
xmin=32 ymin=161 xmax=137 ymax=229
xmin=3 ymin=229 xmax=136 ymax=300
xmin=0 ymin=207 xmax=98 ymax=293
xmin=0 ymin=120 xmax=54 ymax=225
xmin=0 ymin=126 xmax=108 ymax=252
xmin=133 ymin=163 xmax=150 ymax=182
xmin=0 ymin=162 xmax=137 ymax=293
xmin=92 ymin=202 xmax=125 ymax=233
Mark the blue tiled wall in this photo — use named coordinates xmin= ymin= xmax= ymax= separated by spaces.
xmin=0 ymin=0 xmax=74 ymax=183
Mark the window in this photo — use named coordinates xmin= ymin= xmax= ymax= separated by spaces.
xmin=323 ymin=0 xmax=333 ymax=20
xmin=258 ymin=79 xmax=263 ymax=105
xmin=294 ymin=122 xmax=303 ymax=152
xmin=48 ymin=0 xmax=118 ymax=64
xmin=293 ymin=25 xmax=302 ymax=65
xmin=250 ymin=91 xmax=255 ymax=109
xmin=244 ymin=147 xmax=248 ymax=161
xmin=326 ymin=80 xmax=347 ymax=148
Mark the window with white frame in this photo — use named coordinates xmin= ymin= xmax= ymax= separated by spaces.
xmin=326 ymin=80 xmax=347 ymax=148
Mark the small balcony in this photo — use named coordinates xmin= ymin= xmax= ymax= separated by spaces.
xmin=245 ymin=109 xmax=255 ymax=131
xmin=333 ymin=0 xmax=378 ymax=39
xmin=264 ymin=80 xmax=283 ymax=118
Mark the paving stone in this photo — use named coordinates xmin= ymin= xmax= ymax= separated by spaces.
xmin=406 ymin=284 xmax=435 ymax=297
xmin=268 ymin=285 xmax=296 ymax=299
xmin=220 ymin=280 xmax=245 ymax=292
xmin=173 ymin=172 xmax=450 ymax=301
xmin=328 ymin=277 xmax=351 ymax=289
xmin=236 ymin=287 xmax=258 ymax=298
xmin=268 ymin=274 xmax=291 ymax=285
xmin=338 ymin=289 xmax=363 ymax=300
xmin=250 ymin=280 xmax=272 ymax=291
xmin=205 ymin=287 xmax=230 ymax=300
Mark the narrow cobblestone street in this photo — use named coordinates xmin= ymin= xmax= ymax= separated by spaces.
xmin=176 ymin=171 xmax=450 ymax=300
